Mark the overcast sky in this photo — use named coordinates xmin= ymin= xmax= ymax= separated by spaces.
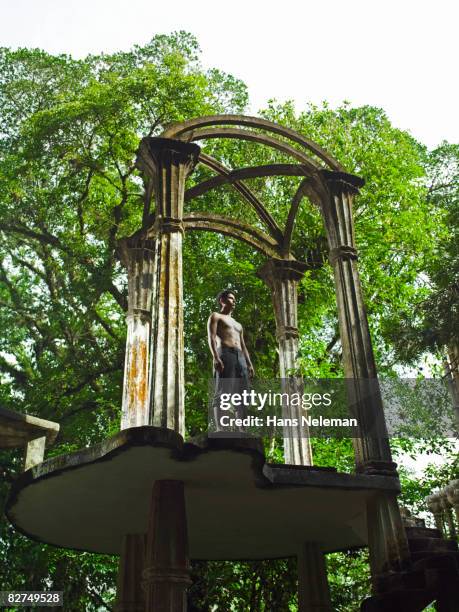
xmin=1 ymin=0 xmax=457 ymax=148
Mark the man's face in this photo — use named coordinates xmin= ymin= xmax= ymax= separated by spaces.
xmin=221 ymin=293 xmax=236 ymax=311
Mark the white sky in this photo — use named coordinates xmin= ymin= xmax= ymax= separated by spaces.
xmin=1 ymin=0 xmax=458 ymax=148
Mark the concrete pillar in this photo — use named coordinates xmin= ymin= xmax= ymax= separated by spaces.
xmin=319 ymin=170 xmax=394 ymax=473
xmin=257 ymin=258 xmax=313 ymax=466
xmin=119 ymin=239 xmax=155 ymax=429
xmin=143 ymin=480 xmax=191 ymax=612
xmin=297 ymin=543 xmax=332 ymax=611
xmin=318 ymin=170 xmax=411 ymax=581
xmin=115 ymin=534 xmax=145 ymax=611
xmin=24 ymin=435 xmax=46 ymax=470
xmin=366 ymin=492 xmax=411 ymax=585
xmin=137 ymin=137 xmax=200 ymax=435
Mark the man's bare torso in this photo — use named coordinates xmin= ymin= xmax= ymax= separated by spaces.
xmin=212 ymin=313 xmax=243 ymax=350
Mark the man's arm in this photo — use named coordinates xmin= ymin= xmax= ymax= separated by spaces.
xmin=207 ymin=313 xmax=224 ymax=373
xmin=240 ymin=329 xmax=255 ymax=378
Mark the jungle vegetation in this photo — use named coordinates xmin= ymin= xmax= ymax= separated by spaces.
xmin=0 ymin=32 xmax=457 ymax=611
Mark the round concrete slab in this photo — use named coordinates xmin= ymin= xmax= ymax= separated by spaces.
xmin=6 ymin=427 xmax=400 ymax=559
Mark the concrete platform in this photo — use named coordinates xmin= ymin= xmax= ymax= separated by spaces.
xmin=6 ymin=426 xmax=400 ymax=559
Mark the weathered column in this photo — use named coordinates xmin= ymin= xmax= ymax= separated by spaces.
xmin=24 ymin=435 xmax=46 ymax=470
xmin=319 ymin=170 xmax=394 ymax=472
xmin=137 ymin=137 xmax=200 ymax=435
xmin=119 ymin=238 xmax=155 ymax=429
xmin=257 ymin=258 xmax=313 ymax=466
xmin=297 ymin=543 xmax=332 ymax=611
xmin=142 ymin=480 xmax=191 ymax=612
xmin=318 ymin=170 xmax=411 ymax=580
xmin=115 ymin=535 xmax=146 ymax=611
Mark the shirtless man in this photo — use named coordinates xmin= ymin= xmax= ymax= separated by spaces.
xmin=207 ymin=289 xmax=254 ymax=379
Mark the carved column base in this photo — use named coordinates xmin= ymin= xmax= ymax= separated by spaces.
xmin=357 ymin=460 xmax=398 ymax=477
xmin=298 ymin=542 xmax=332 ymax=611
xmin=143 ymin=480 xmax=191 ymax=612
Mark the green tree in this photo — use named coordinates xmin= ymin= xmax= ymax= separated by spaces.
xmin=0 ymin=32 xmax=248 ymax=611
xmin=385 ymin=142 xmax=459 ymax=364
xmin=1 ymin=35 xmax=457 ymax=611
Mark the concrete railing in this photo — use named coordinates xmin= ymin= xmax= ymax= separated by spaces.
xmin=0 ymin=407 xmax=59 ymax=470
xmin=426 ymin=480 xmax=459 ymax=539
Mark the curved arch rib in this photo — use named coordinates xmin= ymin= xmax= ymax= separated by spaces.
xmin=162 ymin=114 xmax=344 ymax=171
xmin=282 ymin=178 xmax=311 ymax=256
xmin=185 ymin=164 xmax=309 ymax=201
xmin=187 ymin=128 xmax=320 ymax=172
xmin=183 ymin=212 xmax=282 ymax=259
xmin=199 ymin=153 xmax=284 ymax=244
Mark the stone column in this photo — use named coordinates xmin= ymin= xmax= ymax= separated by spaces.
xmin=257 ymin=258 xmax=313 ymax=466
xmin=137 ymin=137 xmax=200 ymax=435
xmin=24 ymin=435 xmax=46 ymax=470
xmin=319 ymin=170 xmax=394 ymax=473
xmin=318 ymin=170 xmax=411 ymax=581
xmin=142 ymin=480 xmax=191 ymax=612
xmin=115 ymin=534 xmax=146 ymax=611
xmin=119 ymin=238 xmax=155 ymax=429
xmin=297 ymin=543 xmax=332 ymax=611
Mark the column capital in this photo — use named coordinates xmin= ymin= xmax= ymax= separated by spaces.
xmin=320 ymin=169 xmax=365 ymax=196
xmin=136 ymin=137 xmax=201 ymax=178
xmin=151 ymin=216 xmax=185 ymax=236
xmin=257 ymin=258 xmax=309 ymax=285
xmin=328 ymin=245 xmax=358 ymax=265
xmin=117 ymin=235 xmax=155 ymax=269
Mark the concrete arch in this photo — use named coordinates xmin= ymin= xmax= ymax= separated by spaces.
xmin=199 ymin=153 xmax=284 ymax=243
xmin=185 ymin=163 xmax=309 ymax=201
xmin=183 ymin=212 xmax=282 ymax=259
xmin=186 ymin=128 xmax=320 ymax=172
xmin=162 ymin=114 xmax=344 ymax=171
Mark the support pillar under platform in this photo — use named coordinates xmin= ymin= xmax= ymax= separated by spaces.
xmin=298 ymin=543 xmax=332 ymax=612
xmin=115 ymin=534 xmax=146 ymax=611
xmin=143 ymin=480 xmax=191 ymax=612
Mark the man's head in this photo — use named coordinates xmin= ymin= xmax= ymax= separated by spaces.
xmin=217 ymin=289 xmax=237 ymax=313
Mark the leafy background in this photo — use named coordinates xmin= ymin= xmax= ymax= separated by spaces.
xmin=0 ymin=32 xmax=457 ymax=611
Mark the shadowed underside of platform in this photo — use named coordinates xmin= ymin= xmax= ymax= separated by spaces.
xmin=7 ymin=427 xmax=400 ymax=560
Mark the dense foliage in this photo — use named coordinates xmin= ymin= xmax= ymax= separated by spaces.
xmin=0 ymin=33 xmax=457 ymax=610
